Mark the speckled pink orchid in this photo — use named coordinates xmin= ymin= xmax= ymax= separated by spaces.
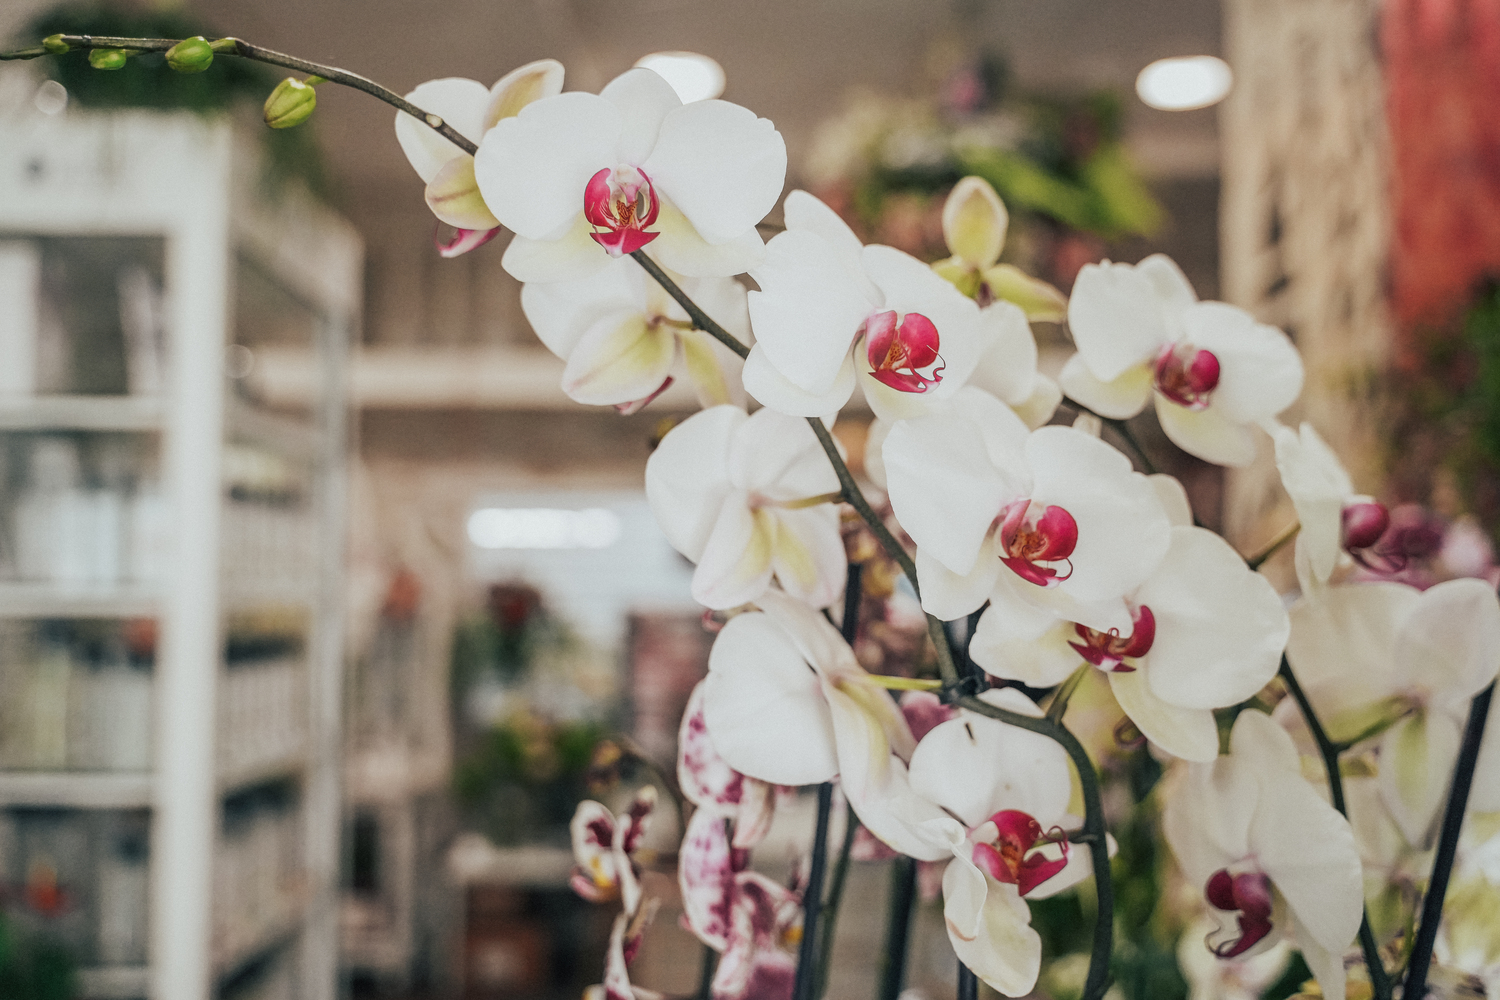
xmin=1059 ymin=254 xmax=1303 ymax=467
xmin=882 ymin=387 xmax=1173 ymax=634
xmin=1162 ymin=711 xmax=1364 ymax=1000
xmin=569 ymin=787 xmax=656 ymax=912
xmin=394 ymin=60 xmax=565 ymax=256
xmin=476 ymin=68 xmax=786 ymax=281
xmin=741 ymin=191 xmax=1005 ymax=421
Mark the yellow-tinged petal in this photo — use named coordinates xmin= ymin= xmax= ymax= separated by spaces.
xmin=484 ymin=58 xmax=566 ymax=129
xmin=943 ymin=176 xmax=1008 ymax=270
xmin=424 ymin=156 xmax=501 ymax=230
xmin=983 ymin=264 xmax=1068 ymax=322
xmin=932 ymin=256 xmax=983 ymax=299
xmin=681 ymin=329 xmax=733 ymax=406
xmin=562 ymin=313 xmax=677 ymax=406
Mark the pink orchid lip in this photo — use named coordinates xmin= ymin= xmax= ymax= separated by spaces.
xmin=1204 ymin=868 xmax=1275 ymax=958
xmin=585 ymin=165 xmax=661 ymax=257
xmin=863 ymin=310 xmax=946 ymax=393
xmin=1153 ymin=341 xmax=1221 ymax=409
xmin=971 ymin=809 xmax=1070 ymax=897
xmin=1341 ymin=500 xmax=1391 ymax=553
xmin=434 ymin=225 xmax=501 ymax=258
xmin=1069 ymin=605 xmax=1156 ymax=671
xmin=997 ymin=499 xmax=1078 ymax=587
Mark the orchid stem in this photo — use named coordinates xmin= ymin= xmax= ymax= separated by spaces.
xmin=629 ymin=251 xmax=750 ymax=359
xmin=1404 ymin=682 xmax=1495 ymax=1000
xmin=793 ymin=781 xmax=835 ymax=1000
xmin=1277 ymin=658 xmax=1394 ymax=1000
xmin=3 ymin=34 xmax=480 ymax=157
xmin=696 ymin=942 xmax=718 ymax=1000
xmin=1246 ymin=521 xmax=1300 ymax=571
xmin=878 ymin=857 xmax=918 ymax=1000
xmin=957 ymin=961 xmax=979 ymax=1000
xmin=814 ymin=804 xmax=860 ymax=1000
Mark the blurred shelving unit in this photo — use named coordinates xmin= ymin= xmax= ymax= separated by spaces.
xmin=0 ymin=111 xmax=357 ymax=1000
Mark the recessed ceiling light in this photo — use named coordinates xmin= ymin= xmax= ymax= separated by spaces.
xmin=1135 ymin=56 xmax=1233 ymax=111
xmin=635 ymin=51 xmax=726 ymax=103
xmin=467 ymin=507 xmax=622 ymax=550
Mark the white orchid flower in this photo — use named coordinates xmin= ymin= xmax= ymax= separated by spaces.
xmin=931 ymin=176 xmax=1069 ymax=323
xmin=646 ymin=406 xmax=848 ymax=610
xmin=905 ymin=689 xmax=1103 ymax=996
xmin=741 ymin=191 xmax=1009 ymax=421
xmin=521 ymin=258 xmax=750 ymax=412
xmin=883 ymin=386 xmax=1173 ymax=632
xmin=1272 ymin=421 xmax=1391 ymax=594
xmin=1059 ymin=254 xmax=1303 ymax=467
xmin=701 ymin=590 xmax=951 ymax=860
xmin=1176 ymin=915 xmax=1291 ymax=1000
xmin=970 ymin=519 xmax=1288 ymax=763
xmin=1161 ymin=711 xmax=1365 ymax=1000
xmin=394 ymin=60 xmax=565 ymax=256
xmin=1285 ymin=578 xmax=1500 ymax=847
xmin=475 ymin=67 xmax=786 ymax=282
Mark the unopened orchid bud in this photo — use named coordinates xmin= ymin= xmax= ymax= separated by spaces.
xmin=931 ymin=257 xmax=982 ymax=299
xmin=263 ymin=76 xmax=319 ymax=129
xmin=166 ymin=36 xmax=214 ymax=74
xmin=42 ymin=34 xmax=72 ymax=55
xmin=89 ymin=48 xmax=130 ymax=71
xmin=942 ymin=176 xmax=1008 ymax=270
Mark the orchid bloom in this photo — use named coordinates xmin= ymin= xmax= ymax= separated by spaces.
xmin=646 ymin=406 xmax=848 ymax=610
xmin=905 ymin=689 xmax=1100 ymax=996
xmin=521 ymin=258 xmax=750 ymax=412
xmin=570 ymin=786 xmax=657 ymax=913
xmin=883 ymin=386 xmax=1173 ymax=633
xmin=970 ymin=515 xmax=1289 ymax=763
xmin=1161 ymin=711 xmax=1364 ymax=1000
xmin=1272 ymin=421 xmax=1391 ymax=593
xmin=1285 ymin=578 xmax=1500 ymax=847
xmin=394 ymin=60 xmax=564 ymax=256
xmin=1176 ymin=915 xmax=1292 ymax=1000
xmin=1059 ymin=254 xmax=1304 ymax=467
xmin=587 ymin=899 xmax=664 ymax=1000
xmin=741 ymin=191 xmax=1005 ymax=421
xmin=475 ymin=67 xmax=786 ymax=282
xmin=931 ymin=176 xmax=1069 ymax=323
xmin=701 ymin=589 xmax=951 ymax=861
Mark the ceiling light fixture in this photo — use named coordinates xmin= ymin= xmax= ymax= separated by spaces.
xmin=1135 ymin=56 xmax=1233 ymax=111
xmin=634 ymin=51 xmax=726 ymax=103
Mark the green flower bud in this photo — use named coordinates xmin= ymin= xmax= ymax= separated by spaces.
xmin=166 ymin=36 xmax=214 ymax=74
xmin=88 ymin=48 xmax=130 ymax=71
xmin=42 ymin=34 xmax=72 ymax=55
xmin=263 ymin=77 xmax=317 ymax=129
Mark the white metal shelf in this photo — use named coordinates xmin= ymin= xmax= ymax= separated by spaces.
xmin=0 ymin=581 xmax=159 ymax=618
xmin=0 ymin=394 xmax=165 ymax=431
xmin=78 ymin=964 xmax=151 ymax=1000
xmin=0 ymin=771 xmax=153 ymax=808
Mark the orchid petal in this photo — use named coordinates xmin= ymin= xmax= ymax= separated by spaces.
xmin=1024 ymin=832 xmax=1118 ymax=900
xmin=520 ymin=258 xmax=643 ymax=359
xmin=741 ymin=345 xmax=857 ymax=418
xmin=646 ymin=405 xmax=741 ymax=561
xmin=560 ymin=311 xmax=677 ymax=406
xmin=396 ymin=78 xmax=490 ymax=183
xmin=1288 ymin=908 xmax=1348 ymax=1000
xmin=982 ymin=263 xmax=1068 ymax=323
xmin=1391 ymin=577 xmax=1500 ymax=704
xmin=944 ymin=870 xmax=1042 ymax=999
xmin=679 ymin=807 xmax=736 ymax=950
xmin=1068 ymin=261 xmax=1172 ymax=382
xmin=1183 ymin=303 xmax=1303 ymax=424
xmin=704 ymin=612 xmax=838 ymax=786
xmin=1286 ymin=583 xmax=1413 ymax=724
xmin=734 ymin=779 xmax=776 ymax=849
xmin=941 ymin=852 xmax=988 ymax=942
xmin=1058 ymin=353 xmax=1154 ymax=420
xmin=909 ymin=688 xmax=1070 ymax=828
xmin=648 ymin=200 xmax=768 ymax=278
xmin=914 ymin=545 xmax=1002 ymax=620
xmin=436 ymin=226 xmax=502 ymax=259
xmin=642 ymin=100 xmax=786 ymax=246
xmin=970 ymin=602 xmax=1082 ymax=688
xmin=883 ymin=413 xmax=1009 ymax=576
xmin=1149 ymin=474 xmax=1194 ymax=528
xmin=483 ymin=58 xmax=566 ymax=129
xmin=1155 ymin=395 xmax=1259 ymax=467
xmin=681 ymin=330 xmax=736 ymax=407
xmin=1010 ymin=375 xmax=1063 ymax=429
xmin=692 ymin=500 xmax=775 ymax=610
xmin=1378 ymin=710 xmax=1461 ymax=848
xmin=1137 ymin=527 xmax=1288 ymax=710
xmin=1274 ymin=423 xmax=1353 ymax=589
xmin=749 ymin=230 xmax=876 ymax=395
xmin=502 ymin=215 xmax=609 ymax=283
xmin=727 ymin=407 xmax=838 ymax=497
xmin=943 ymin=177 xmax=1008 ymax=270
xmin=1135 ymin=253 xmax=1198 ymax=312
xmin=863 ymin=244 xmax=993 ymax=403
xmin=1109 ymin=668 xmax=1219 ymax=762
xmin=967 ymin=301 xmax=1041 ymax=412
xmin=600 ymin=68 xmax=682 ymax=165
xmin=570 ymin=800 xmax=620 ymax=901
xmin=782 ymin=190 xmax=869 ymax=280
xmin=678 ymin=681 xmax=757 ymax=816
xmin=989 ymin=561 xmax=1134 ymax=635
xmin=769 ymin=507 xmax=847 ymax=609
xmin=424 ymin=155 xmax=501 ymax=230
xmin=476 ymin=92 xmax=624 ymax=241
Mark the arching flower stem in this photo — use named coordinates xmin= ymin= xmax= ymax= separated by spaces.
xmin=1276 ymin=657 xmax=1394 ymax=1000
xmin=1246 ymin=521 xmax=1301 ymax=570
xmin=813 ymin=804 xmax=859 ymax=1000
xmin=1059 ymin=397 xmax=1159 ymax=475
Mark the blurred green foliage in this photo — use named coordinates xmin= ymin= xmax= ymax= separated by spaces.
xmin=0 ymin=914 xmax=74 ymax=1000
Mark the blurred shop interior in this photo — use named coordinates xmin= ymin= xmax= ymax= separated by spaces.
xmin=0 ymin=0 xmax=1497 ymax=998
